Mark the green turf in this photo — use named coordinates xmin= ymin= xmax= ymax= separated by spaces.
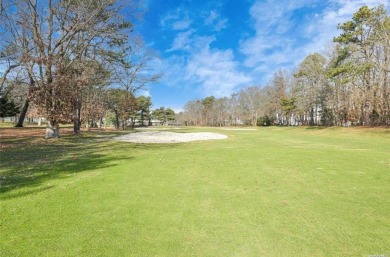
xmin=1 ymin=127 xmax=389 ymax=256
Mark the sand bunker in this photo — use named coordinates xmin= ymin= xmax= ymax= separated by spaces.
xmin=115 ymin=131 xmax=228 ymax=144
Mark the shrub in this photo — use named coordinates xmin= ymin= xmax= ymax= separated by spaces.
xmin=257 ymin=115 xmax=273 ymax=126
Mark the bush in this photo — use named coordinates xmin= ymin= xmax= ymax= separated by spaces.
xmin=0 ymin=95 xmax=20 ymax=118
xmin=257 ymin=115 xmax=273 ymax=126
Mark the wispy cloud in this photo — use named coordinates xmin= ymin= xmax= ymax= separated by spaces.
xmin=159 ymin=6 xmax=250 ymax=97
xmin=240 ymin=0 xmax=319 ymax=68
xmin=240 ymin=0 xmax=389 ymax=83
xmin=204 ymin=11 xmax=219 ymax=25
xmin=172 ymin=20 xmax=191 ymax=30
xmin=303 ymin=0 xmax=390 ymax=55
xmin=155 ymin=3 xmax=253 ymax=98
xmin=160 ymin=8 xmax=191 ymax=31
xmin=167 ymin=29 xmax=196 ymax=52
xmin=186 ymin=45 xmax=252 ymax=97
xmin=204 ymin=11 xmax=228 ymax=31
xmin=162 ymin=33 xmax=251 ymax=97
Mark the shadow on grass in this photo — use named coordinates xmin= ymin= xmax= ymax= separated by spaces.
xmin=0 ymin=134 xmax=143 ymax=200
xmin=304 ymin=126 xmax=328 ymax=130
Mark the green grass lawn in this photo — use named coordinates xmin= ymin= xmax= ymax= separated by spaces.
xmin=1 ymin=127 xmax=389 ymax=256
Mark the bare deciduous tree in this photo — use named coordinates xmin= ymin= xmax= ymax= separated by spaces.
xmin=1 ymin=0 xmax=134 ymax=137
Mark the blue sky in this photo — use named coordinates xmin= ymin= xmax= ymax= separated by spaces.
xmin=0 ymin=0 xmax=388 ymax=112
xmin=135 ymin=0 xmax=389 ymax=112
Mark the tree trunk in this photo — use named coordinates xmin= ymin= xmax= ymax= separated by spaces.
xmin=104 ymin=112 xmax=107 ymax=129
xmin=130 ymin=117 xmax=135 ymax=128
xmin=73 ymin=101 xmax=81 ymax=134
xmin=45 ymin=121 xmax=60 ymax=138
xmin=114 ymin=111 xmax=119 ymax=129
xmin=98 ymin=117 xmax=103 ymax=129
xmin=73 ymin=119 xmax=80 ymax=134
xmin=310 ymin=107 xmax=314 ymax=126
xmin=16 ymin=75 xmax=35 ymax=127
xmin=15 ymin=99 xmax=30 ymax=127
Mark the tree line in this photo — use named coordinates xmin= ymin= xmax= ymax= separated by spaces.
xmin=0 ymin=0 xmax=162 ymax=137
xmin=178 ymin=5 xmax=390 ymax=127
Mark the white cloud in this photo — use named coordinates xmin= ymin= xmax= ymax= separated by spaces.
xmin=160 ymin=13 xmax=177 ymax=28
xmin=172 ymin=20 xmax=191 ymax=30
xmin=240 ymin=0 xmax=318 ymax=70
xmin=214 ymin=18 xmax=228 ymax=32
xmin=205 ymin=11 xmax=219 ymax=25
xmin=160 ymin=8 xmax=192 ymax=31
xmin=186 ymin=47 xmax=252 ymax=97
xmin=204 ymin=10 xmax=228 ymax=31
xmin=158 ymin=1 xmax=254 ymax=98
xmin=249 ymin=0 xmax=317 ymax=30
xmin=161 ymin=33 xmax=251 ymax=97
xmin=167 ymin=29 xmax=196 ymax=52
xmin=303 ymin=0 xmax=390 ymax=55
xmin=152 ymin=55 xmax=186 ymax=87
xmin=240 ymin=0 xmax=390 ymax=79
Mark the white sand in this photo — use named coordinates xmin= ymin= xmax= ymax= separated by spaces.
xmin=115 ymin=131 xmax=228 ymax=144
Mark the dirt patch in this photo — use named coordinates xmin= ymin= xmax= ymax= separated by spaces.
xmin=0 ymin=127 xmax=75 ymax=138
xmin=114 ymin=131 xmax=228 ymax=144
xmin=0 ymin=127 xmax=114 ymax=139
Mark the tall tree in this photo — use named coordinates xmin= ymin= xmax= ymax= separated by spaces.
xmin=183 ymin=100 xmax=203 ymax=126
xmin=1 ymin=0 xmax=133 ymax=137
xmin=201 ymin=96 xmax=215 ymax=126
xmin=136 ymin=96 xmax=152 ymax=126
xmin=239 ymin=87 xmax=262 ymax=126
xmin=152 ymin=107 xmax=175 ymax=125
xmin=106 ymin=88 xmax=137 ymax=129
xmin=212 ymin=97 xmax=230 ymax=127
xmin=294 ymin=53 xmax=327 ymax=125
xmin=331 ymin=5 xmax=389 ymax=125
